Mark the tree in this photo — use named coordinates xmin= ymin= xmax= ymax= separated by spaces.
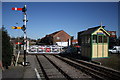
xmin=2 ymin=27 xmax=13 ymax=69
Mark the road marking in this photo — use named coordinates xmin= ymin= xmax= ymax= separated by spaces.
xmin=34 ymin=68 xmax=41 ymax=80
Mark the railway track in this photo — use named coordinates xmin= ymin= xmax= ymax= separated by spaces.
xmin=35 ymin=55 xmax=92 ymax=80
xmin=36 ymin=55 xmax=73 ymax=80
xmin=54 ymin=55 xmax=120 ymax=80
xmin=65 ymin=56 xmax=120 ymax=79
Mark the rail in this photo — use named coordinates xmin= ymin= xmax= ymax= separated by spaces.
xmin=36 ymin=55 xmax=73 ymax=80
xmin=54 ymin=55 xmax=120 ymax=80
xmin=44 ymin=55 xmax=73 ymax=80
xmin=65 ymin=56 xmax=120 ymax=79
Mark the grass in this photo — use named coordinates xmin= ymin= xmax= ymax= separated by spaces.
xmin=59 ymin=53 xmax=120 ymax=71
xmin=92 ymin=54 xmax=120 ymax=71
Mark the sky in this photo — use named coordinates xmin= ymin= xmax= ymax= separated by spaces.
xmin=2 ymin=2 xmax=119 ymax=39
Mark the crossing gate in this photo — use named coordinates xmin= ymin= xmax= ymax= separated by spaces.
xmin=28 ymin=45 xmax=62 ymax=54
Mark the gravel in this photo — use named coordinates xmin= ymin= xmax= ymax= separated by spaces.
xmin=46 ymin=55 xmax=92 ymax=79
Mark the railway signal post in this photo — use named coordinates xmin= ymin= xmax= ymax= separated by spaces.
xmin=23 ymin=5 xmax=27 ymax=66
xmin=12 ymin=5 xmax=28 ymax=66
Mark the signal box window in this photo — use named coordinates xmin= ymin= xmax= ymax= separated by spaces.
xmin=98 ymin=36 xmax=103 ymax=43
xmin=85 ymin=36 xmax=87 ymax=44
xmin=93 ymin=35 xmax=97 ymax=43
xmin=82 ymin=36 xmax=85 ymax=45
xmin=104 ymin=36 xmax=108 ymax=43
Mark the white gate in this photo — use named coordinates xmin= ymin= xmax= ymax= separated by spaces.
xmin=28 ymin=45 xmax=62 ymax=54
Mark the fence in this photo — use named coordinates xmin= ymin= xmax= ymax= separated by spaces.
xmin=28 ymin=45 xmax=62 ymax=54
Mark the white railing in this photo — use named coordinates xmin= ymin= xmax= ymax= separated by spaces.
xmin=28 ymin=45 xmax=62 ymax=54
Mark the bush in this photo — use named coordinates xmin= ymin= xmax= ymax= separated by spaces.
xmin=2 ymin=27 xmax=13 ymax=69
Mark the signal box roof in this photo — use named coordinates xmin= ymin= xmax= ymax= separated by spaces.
xmin=78 ymin=26 xmax=110 ymax=36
